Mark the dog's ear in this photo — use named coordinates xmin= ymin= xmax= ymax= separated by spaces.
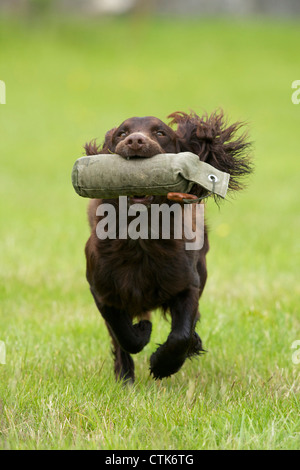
xmin=84 ymin=127 xmax=116 ymax=156
xmin=168 ymin=111 xmax=253 ymax=192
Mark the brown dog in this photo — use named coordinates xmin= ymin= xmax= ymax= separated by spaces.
xmin=84 ymin=111 xmax=252 ymax=382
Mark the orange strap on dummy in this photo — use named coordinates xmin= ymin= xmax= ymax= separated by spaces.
xmin=167 ymin=192 xmax=199 ymax=203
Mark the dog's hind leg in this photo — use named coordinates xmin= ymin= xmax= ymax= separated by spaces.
xmin=108 ymin=312 xmax=151 ymax=383
xmin=107 ymin=312 xmax=151 ymax=383
xmin=106 ymin=322 xmax=135 ymax=384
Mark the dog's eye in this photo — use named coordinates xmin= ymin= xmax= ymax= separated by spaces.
xmin=119 ymin=131 xmax=127 ymax=137
xmin=155 ymin=130 xmax=165 ymax=137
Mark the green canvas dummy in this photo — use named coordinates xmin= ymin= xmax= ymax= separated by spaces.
xmin=72 ymin=152 xmax=230 ymax=199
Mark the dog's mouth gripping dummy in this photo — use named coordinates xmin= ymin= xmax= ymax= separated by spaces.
xmin=72 ymin=152 xmax=230 ymax=203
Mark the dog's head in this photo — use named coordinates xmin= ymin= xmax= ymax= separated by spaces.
xmin=84 ymin=111 xmax=253 ymax=203
xmin=108 ymin=116 xmax=180 ymax=159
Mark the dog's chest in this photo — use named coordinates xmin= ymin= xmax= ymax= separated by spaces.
xmin=96 ymin=239 xmax=196 ymax=313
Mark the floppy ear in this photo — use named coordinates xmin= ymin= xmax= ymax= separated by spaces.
xmin=84 ymin=127 xmax=116 ymax=156
xmin=168 ymin=110 xmax=253 ymax=192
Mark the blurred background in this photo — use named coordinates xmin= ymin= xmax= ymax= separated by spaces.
xmin=1 ymin=0 xmax=300 ymax=16
xmin=0 ymin=0 xmax=299 ymax=378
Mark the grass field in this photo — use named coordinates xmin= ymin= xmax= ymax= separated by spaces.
xmin=0 ymin=14 xmax=299 ymax=450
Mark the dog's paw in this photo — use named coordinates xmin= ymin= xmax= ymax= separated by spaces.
xmin=120 ymin=320 xmax=152 ymax=355
xmin=187 ymin=332 xmax=206 ymax=358
xmin=149 ymin=341 xmax=186 ymax=379
xmin=132 ymin=320 xmax=152 ymax=348
xmin=133 ymin=319 xmax=152 ymax=338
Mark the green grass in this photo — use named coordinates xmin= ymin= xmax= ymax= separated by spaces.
xmin=0 ymin=14 xmax=299 ymax=450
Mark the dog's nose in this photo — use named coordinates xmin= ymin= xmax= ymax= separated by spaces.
xmin=124 ymin=133 xmax=147 ymax=151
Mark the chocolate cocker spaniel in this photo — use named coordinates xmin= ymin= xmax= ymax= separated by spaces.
xmin=84 ymin=111 xmax=252 ymax=383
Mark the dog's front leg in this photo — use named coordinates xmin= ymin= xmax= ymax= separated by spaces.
xmin=91 ymin=290 xmax=152 ymax=354
xmin=150 ymin=287 xmax=203 ymax=379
